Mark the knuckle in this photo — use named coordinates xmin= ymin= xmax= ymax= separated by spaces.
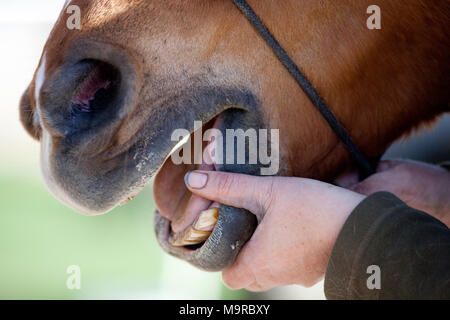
xmin=260 ymin=177 xmax=277 ymax=213
xmin=223 ymin=254 xmax=257 ymax=290
xmin=351 ymin=182 xmax=371 ymax=195
xmin=392 ymin=163 xmax=413 ymax=180
xmin=216 ymin=173 xmax=235 ymax=197
xmin=222 ymin=270 xmax=240 ymax=290
xmin=378 ymin=159 xmax=399 ymax=171
xmin=264 ymin=177 xmax=276 ymax=212
xmin=247 ymin=283 xmax=266 ymax=292
xmin=302 ymin=278 xmax=318 ymax=288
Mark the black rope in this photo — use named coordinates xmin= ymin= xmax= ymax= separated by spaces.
xmin=232 ymin=0 xmax=376 ymax=178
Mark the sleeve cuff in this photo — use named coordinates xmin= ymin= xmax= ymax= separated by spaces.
xmin=324 ymin=191 xmax=405 ymax=299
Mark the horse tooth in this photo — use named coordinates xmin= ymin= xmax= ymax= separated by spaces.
xmin=170 ymin=228 xmax=211 ymax=247
xmin=193 ymin=208 xmax=219 ymax=231
xmin=170 ymin=207 xmax=219 ymax=247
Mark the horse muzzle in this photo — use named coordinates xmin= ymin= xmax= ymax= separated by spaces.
xmin=28 ymin=37 xmax=265 ymax=271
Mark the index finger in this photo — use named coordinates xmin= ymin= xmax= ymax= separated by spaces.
xmin=184 ymin=170 xmax=275 ymax=221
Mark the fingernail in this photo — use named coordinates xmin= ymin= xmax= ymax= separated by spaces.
xmin=185 ymin=171 xmax=208 ymax=189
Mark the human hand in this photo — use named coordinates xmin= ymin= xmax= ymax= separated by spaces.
xmin=184 ymin=171 xmax=365 ymax=291
xmin=335 ymin=159 xmax=450 ymax=227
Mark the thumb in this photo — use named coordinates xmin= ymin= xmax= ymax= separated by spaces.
xmin=184 ymin=170 xmax=275 ymax=221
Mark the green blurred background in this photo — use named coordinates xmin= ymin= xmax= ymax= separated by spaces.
xmin=0 ymin=1 xmax=448 ymax=300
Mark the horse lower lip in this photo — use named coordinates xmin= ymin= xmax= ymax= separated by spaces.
xmin=154 ymin=204 xmax=257 ymax=271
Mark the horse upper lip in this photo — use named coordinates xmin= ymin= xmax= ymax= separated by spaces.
xmin=38 ymin=38 xmax=260 ymax=218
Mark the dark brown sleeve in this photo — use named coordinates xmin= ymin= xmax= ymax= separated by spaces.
xmin=324 ymin=191 xmax=450 ymax=300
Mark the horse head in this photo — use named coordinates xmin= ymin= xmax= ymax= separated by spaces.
xmin=19 ymin=0 xmax=449 ymax=270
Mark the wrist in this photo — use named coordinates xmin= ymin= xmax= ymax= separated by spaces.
xmin=298 ymin=180 xmax=365 ymax=278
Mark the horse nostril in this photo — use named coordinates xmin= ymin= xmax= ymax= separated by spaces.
xmin=71 ymin=59 xmax=121 ymax=115
xmin=38 ymin=58 xmax=123 ymax=138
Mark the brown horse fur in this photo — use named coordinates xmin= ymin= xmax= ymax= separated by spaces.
xmin=21 ymin=0 xmax=449 ymax=182
xmin=18 ymin=0 xmax=449 ymax=270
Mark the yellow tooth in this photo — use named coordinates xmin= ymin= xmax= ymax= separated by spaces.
xmin=193 ymin=208 xmax=219 ymax=231
xmin=170 ymin=208 xmax=219 ymax=247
